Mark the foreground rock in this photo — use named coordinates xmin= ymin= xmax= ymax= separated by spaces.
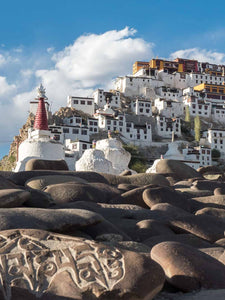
xmin=147 ymin=159 xmax=202 ymax=181
xmin=0 ymin=208 xmax=103 ymax=233
xmin=0 ymin=189 xmax=31 ymax=208
xmin=151 ymin=241 xmax=225 ymax=292
xmin=0 ymin=229 xmax=165 ymax=300
xmin=25 ymin=158 xmax=69 ymax=171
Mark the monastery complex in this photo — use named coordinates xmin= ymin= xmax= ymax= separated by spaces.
xmin=14 ymin=57 xmax=225 ymax=172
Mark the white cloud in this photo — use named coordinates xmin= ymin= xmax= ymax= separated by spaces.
xmin=47 ymin=47 xmax=55 ymax=54
xmin=0 ymin=27 xmax=153 ymax=147
xmin=36 ymin=27 xmax=153 ymax=109
xmin=0 ymin=76 xmax=16 ymax=97
xmin=170 ymin=48 xmax=225 ymax=65
xmin=0 ymin=54 xmax=6 ymax=66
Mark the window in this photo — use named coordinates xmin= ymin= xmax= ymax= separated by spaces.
xmin=140 ymin=108 xmax=143 ymax=113
xmin=70 ymin=119 xmax=73 ymax=123
xmin=94 ymin=128 xmax=97 ymax=132
xmin=107 ymin=120 xmax=111 ymax=125
xmin=72 ymin=129 xmax=79 ymax=134
xmin=87 ymin=101 xmax=92 ymax=105
xmin=54 ymin=135 xmax=60 ymax=141
xmin=81 ymin=100 xmax=85 ymax=105
xmin=62 ymin=128 xmax=70 ymax=134
xmin=82 ymin=144 xmax=87 ymax=150
xmin=73 ymin=100 xmax=78 ymax=104
xmin=81 ymin=130 xmax=87 ymax=135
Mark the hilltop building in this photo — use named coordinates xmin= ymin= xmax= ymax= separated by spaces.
xmin=15 ymin=56 xmax=225 ymax=172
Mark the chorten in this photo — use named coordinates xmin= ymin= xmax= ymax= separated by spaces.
xmin=14 ymin=84 xmax=64 ymax=172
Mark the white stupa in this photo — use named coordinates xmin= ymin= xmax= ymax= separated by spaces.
xmin=146 ymin=131 xmax=183 ymax=173
xmin=96 ymin=135 xmax=131 ymax=175
xmin=14 ymin=84 xmax=65 ymax=172
xmin=75 ymin=148 xmax=113 ymax=173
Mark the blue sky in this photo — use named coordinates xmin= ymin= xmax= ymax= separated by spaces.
xmin=0 ymin=0 xmax=225 ymax=159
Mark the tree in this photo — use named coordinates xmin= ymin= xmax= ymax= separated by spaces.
xmin=123 ymin=144 xmax=148 ymax=173
xmin=194 ymin=115 xmax=201 ymax=142
xmin=185 ymin=105 xmax=191 ymax=123
xmin=212 ymin=148 xmax=221 ymax=161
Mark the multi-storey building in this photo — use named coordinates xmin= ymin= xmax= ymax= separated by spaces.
xmin=154 ymin=98 xmax=183 ymax=118
xmin=194 ymin=84 xmax=225 ymax=103
xmin=156 ymin=116 xmax=181 ymax=138
xmin=183 ymin=95 xmax=211 ymax=118
xmin=182 ymin=146 xmax=212 ymax=169
xmin=92 ymin=89 xmax=121 ymax=109
xmin=67 ymin=96 xmax=95 ymax=115
xmin=202 ymin=129 xmax=225 ymax=154
xmin=130 ymin=99 xmax=152 ymax=117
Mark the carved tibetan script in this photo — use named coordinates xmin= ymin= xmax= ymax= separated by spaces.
xmin=0 ymin=232 xmax=125 ymax=300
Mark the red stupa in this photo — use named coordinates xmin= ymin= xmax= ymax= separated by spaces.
xmin=33 ymin=84 xmax=49 ymax=131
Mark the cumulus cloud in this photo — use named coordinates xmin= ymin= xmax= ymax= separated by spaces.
xmin=0 ymin=76 xmax=16 ymax=97
xmin=36 ymin=27 xmax=153 ymax=109
xmin=170 ymin=48 xmax=225 ymax=65
xmin=0 ymin=27 xmax=153 ymax=150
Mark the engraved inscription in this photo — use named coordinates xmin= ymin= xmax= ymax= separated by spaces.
xmin=0 ymin=232 xmax=125 ymax=300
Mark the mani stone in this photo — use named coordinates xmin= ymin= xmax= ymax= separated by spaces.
xmin=0 ymin=229 xmax=165 ymax=300
xmin=25 ymin=158 xmax=69 ymax=171
xmin=151 ymin=241 xmax=225 ymax=292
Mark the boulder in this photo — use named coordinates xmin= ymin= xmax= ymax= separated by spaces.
xmin=151 ymin=241 xmax=225 ymax=291
xmin=0 ymin=189 xmax=31 ymax=208
xmin=0 ymin=207 xmax=103 ymax=233
xmin=214 ymin=187 xmax=225 ymax=195
xmin=25 ymin=175 xmax=88 ymax=190
xmin=43 ymin=182 xmax=121 ymax=204
xmin=23 ymin=189 xmax=55 ymax=208
xmin=192 ymin=180 xmax=225 ymax=191
xmin=197 ymin=165 xmax=222 ymax=175
xmin=100 ymin=172 xmax=170 ymax=187
xmin=0 ymin=175 xmax=19 ymax=189
xmin=174 ymin=187 xmax=213 ymax=197
xmin=143 ymin=187 xmax=192 ymax=212
xmin=150 ymin=159 xmax=201 ymax=181
xmin=111 ymin=185 xmax=157 ymax=208
xmin=195 ymin=207 xmax=225 ymax=221
xmin=0 ymin=229 xmax=165 ymax=300
xmin=25 ymin=158 xmax=69 ymax=171
xmin=169 ymin=214 xmax=225 ymax=242
xmin=144 ymin=233 xmax=215 ymax=249
xmin=9 ymin=170 xmax=109 ymax=186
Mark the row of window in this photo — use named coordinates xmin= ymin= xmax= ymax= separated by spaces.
xmin=73 ymin=100 xmax=93 ymax=105
xmin=63 ymin=128 xmax=88 ymax=135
